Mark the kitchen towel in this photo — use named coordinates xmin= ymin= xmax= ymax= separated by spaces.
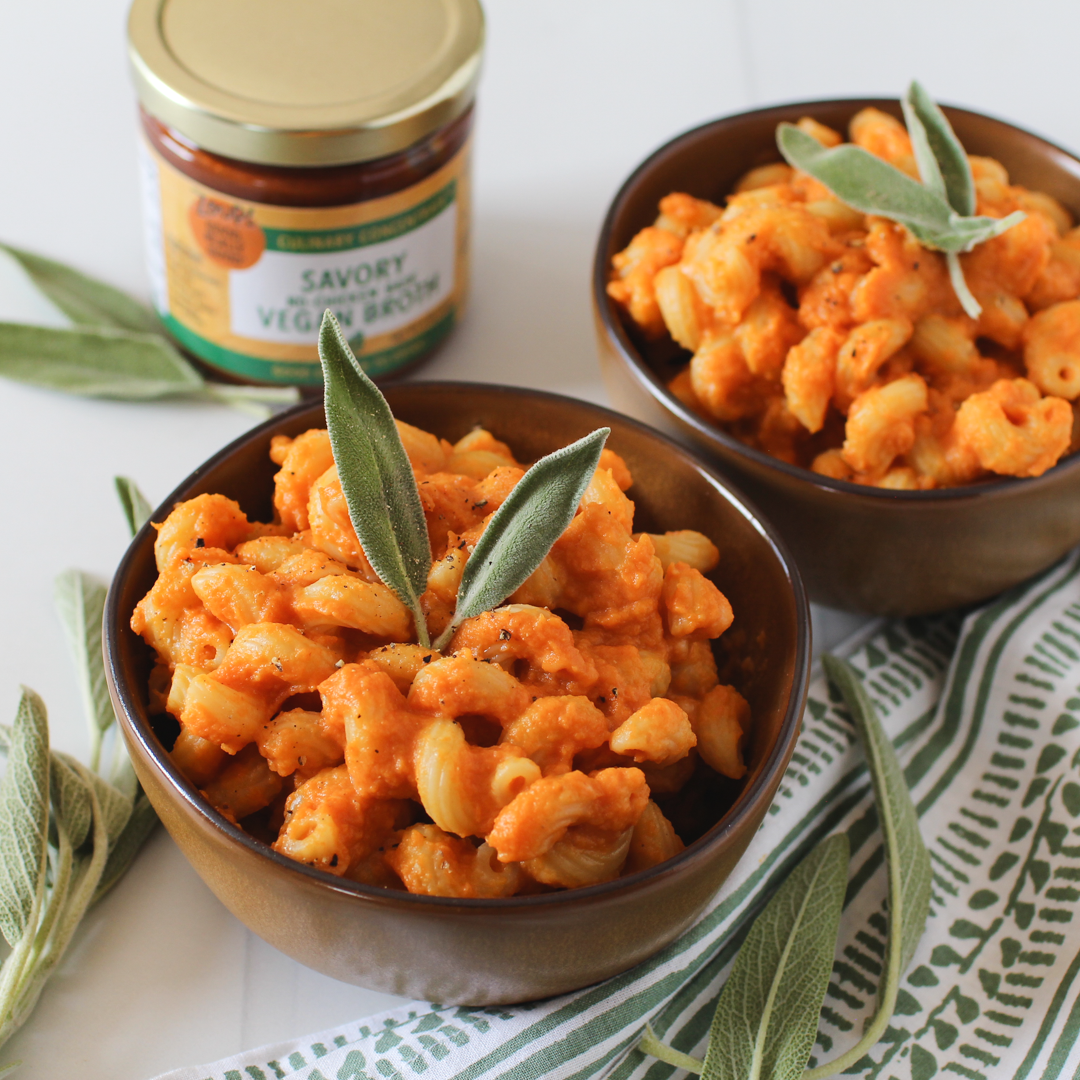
xmin=155 ymin=548 xmax=1080 ymax=1080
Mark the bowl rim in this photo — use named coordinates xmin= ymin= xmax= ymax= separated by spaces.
xmin=592 ymin=96 xmax=1080 ymax=503
xmin=104 ymin=381 xmax=811 ymax=912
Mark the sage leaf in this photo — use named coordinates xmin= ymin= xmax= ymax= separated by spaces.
xmin=0 ymin=689 xmax=49 ymax=948
xmin=50 ymin=756 xmax=92 ymax=852
xmin=53 ymin=570 xmax=113 ymax=772
xmin=778 ymin=124 xmax=953 ymax=234
xmin=0 ymin=320 xmax=298 ymax=416
xmin=776 ymin=123 xmax=1023 ymax=255
xmin=0 ymin=244 xmax=162 ymax=335
xmin=114 ymin=476 xmax=153 ymax=537
xmin=807 ymin=656 xmax=932 ymax=1079
xmin=434 ymin=427 xmax=610 ymax=651
xmin=0 ymin=321 xmax=203 ymax=399
xmin=903 ymin=81 xmax=975 ymax=217
xmin=701 ymin=833 xmax=849 ymax=1080
xmin=318 ymin=310 xmax=432 ymax=646
xmin=92 ymin=794 xmax=158 ymax=904
xmin=55 ymin=753 xmax=132 ymax=849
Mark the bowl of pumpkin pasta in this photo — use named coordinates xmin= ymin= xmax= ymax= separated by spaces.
xmin=104 ymin=383 xmax=809 ymax=1005
xmin=595 ymin=98 xmax=1080 ymax=615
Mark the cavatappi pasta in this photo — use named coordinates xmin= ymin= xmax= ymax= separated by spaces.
xmin=132 ymin=421 xmax=748 ymax=896
xmin=608 ymin=108 xmax=1080 ymax=488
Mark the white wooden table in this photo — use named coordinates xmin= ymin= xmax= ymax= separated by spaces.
xmin=0 ymin=1 xmax=1074 ymax=1074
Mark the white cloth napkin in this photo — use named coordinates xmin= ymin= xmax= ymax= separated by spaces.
xmin=153 ymin=549 xmax=1080 ymax=1080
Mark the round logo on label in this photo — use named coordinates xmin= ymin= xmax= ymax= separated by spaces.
xmin=188 ymin=196 xmax=266 ymax=270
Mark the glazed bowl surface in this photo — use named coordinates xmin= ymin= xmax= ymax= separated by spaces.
xmin=594 ymin=98 xmax=1080 ymax=616
xmin=104 ymin=382 xmax=810 ymax=1005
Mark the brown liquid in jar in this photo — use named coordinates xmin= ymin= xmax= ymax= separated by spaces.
xmin=141 ymin=106 xmax=473 ymax=209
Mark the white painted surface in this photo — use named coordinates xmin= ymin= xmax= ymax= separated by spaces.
xmin=0 ymin=1 xmax=1070 ymax=1074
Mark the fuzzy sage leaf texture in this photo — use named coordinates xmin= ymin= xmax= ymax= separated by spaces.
xmin=806 ymin=655 xmax=933 ymax=1079
xmin=700 ymin=833 xmax=849 ymax=1080
xmin=435 ymin=427 xmax=610 ymax=650
xmin=114 ymin=476 xmax=154 ymax=537
xmin=902 ymin=81 xmax=975 ymax=217
xmin=318 ymin=310 xmax=433 ymax=645
xmin=53 ymin=570 xmax=113 ymax=772
xmin=776 ymin=124 xmax=1024 ymax=256
xmin=0 ymin=690 xmax=50 ymax=950
xmin=0 ymin=243 xmax=163 ymax=335
xmin=0 ymin=244 xmax=300 ymax=416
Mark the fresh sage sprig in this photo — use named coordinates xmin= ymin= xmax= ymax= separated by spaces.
xmin=432 ymin=427 xmax=609 ymax=650
xmin=317 ymin=309 xmax=612 ymax=651
xmin=0 ymin=243 xmax=298 ymax=418
xmin=639 ymin=655 xmax=931 ymax=1080
xmin=0 ymin=478 xmax=160 ymax=1069
xmin=319 ymin=311 xmax=434 ymax=646
xmin=776 ymin=82 xmax=1024 ymax=319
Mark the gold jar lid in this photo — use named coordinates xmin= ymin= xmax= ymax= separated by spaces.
xmin=128 ymin=0 xmax=484 ymax=167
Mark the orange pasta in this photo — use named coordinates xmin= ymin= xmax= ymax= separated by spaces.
xmin=608 ymin=108 xmax=1080 ymax=487
xmin=133 ymin=420 xmax=749 ymax=896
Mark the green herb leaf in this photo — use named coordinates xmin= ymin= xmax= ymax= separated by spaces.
xmin=807 ymin=656 xmax=933 ymax=1079
xmin=50 ymin=756 xmax=92 ymax=852
xmin=318 ymin=310 xmax=433 ymax=646
xmin=53 ymin=570 xmax=113 ymax=773
xmin=776 ymin=123 xmax=1022 ymax=255
xmin=778 ymin=124 xmax=954 ymax=233
xmin=0 ymin=244 xmax=162 ymax=335
xmin=92 ymin=794 xmax=158 ymax=904
xmin=0 ymin=322 xmax=203 ymax=399
xmin=55 ymin=753 xmax=132 ymax=849
xmin=114 ymin=476 xmax=153 ymax=537
xmin=0 ymin=690 xmax=50 ymax=949
xmin=434 ymin=427 xmax=610 ymax=651
xmin=0 ymin=320 xmax=299 ymax=417
xmin=701 ymin=833 xmax=849 ymax=1080
xmin=903 ymin=81 xmax=975 ymax=217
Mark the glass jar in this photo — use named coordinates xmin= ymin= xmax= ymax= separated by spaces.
xmin=128 ymin=0 xmax=484 ymax=386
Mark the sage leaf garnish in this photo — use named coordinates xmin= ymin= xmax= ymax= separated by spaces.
xmin=114 ymin=475 xmax=153 ymax=536
xmin=900 ymin=82 xmax=987 ymax=318
xmin=433 ymin=427 xmax=609 ymax=651
xmin=776 ymin=85 xmax=1026 ymax=319
xmin=53 ymin=570 xmax=112 ymax=773
xmin=901 ymin=81 xmax=975 ymax=216
xmin=0 ymin=245 xmax=300 ymax=417
xmin=318 ymin=310 xmax=433 ymax=646
xmin=805 ymin=655 xmax=932 ymax=1079
xmin=0 ymin=243 xmax=163 ymax=335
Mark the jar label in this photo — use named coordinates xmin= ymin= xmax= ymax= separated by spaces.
xmin=138 ymin=138 xmax=470 ymax=385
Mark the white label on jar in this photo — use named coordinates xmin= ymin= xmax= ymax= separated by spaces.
xmin=227 ymin=201 xmax=457 ymax=345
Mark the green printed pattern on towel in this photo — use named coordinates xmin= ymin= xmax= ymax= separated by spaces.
xmin=155 ymin=551 xmax=1080 ymax=1080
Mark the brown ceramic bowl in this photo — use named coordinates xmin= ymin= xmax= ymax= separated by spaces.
xmin=104 ymin=383 xmax=809 ymax=1005
xmin=594 ymin=99 xmax=1080 ymax=616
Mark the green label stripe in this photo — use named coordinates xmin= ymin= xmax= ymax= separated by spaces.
xmin=262 ymin=181 xmax=456 ymax=254
xmin=161 ymin=309 xmax=455 ymax=387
